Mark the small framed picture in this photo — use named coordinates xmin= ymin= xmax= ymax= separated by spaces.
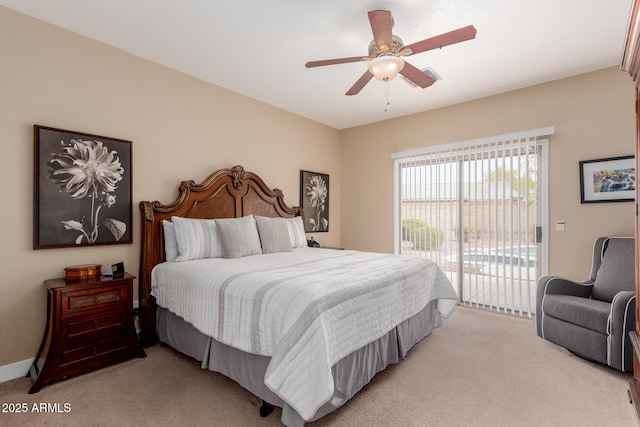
xmin=300 ymin=170 xmax=329 ymax=232
xmin=579 ymin=155 xmax=635 ymax=203
xmin=34 ymin=125 xmax=133 ymax=249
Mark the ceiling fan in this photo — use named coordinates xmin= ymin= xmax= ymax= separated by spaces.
xmin=305 ymin=10 xmax=477 ymax=96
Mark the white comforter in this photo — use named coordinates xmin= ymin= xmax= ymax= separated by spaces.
xmin=151 ymin=248 xmax=457 ymax=420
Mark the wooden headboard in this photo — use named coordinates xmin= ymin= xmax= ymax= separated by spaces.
xmin=138 ymin=165 xmax=301 ymax=346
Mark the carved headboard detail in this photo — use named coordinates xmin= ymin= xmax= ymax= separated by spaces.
xmin=138 ymin=165 xmax=301 ymax=345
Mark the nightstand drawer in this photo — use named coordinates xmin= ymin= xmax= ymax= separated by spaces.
xmin=59 ymin=335 xmax=129 ymax=367
xmin=62 ymin=285 xmax=126 ymax=315
xmin=62 ymin=311 xmax=126 ymax=342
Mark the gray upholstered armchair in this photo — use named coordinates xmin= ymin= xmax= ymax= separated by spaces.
xmin=536 ymin=237 xmax=635 ymax=372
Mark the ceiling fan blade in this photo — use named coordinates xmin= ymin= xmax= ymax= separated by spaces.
xmin=345 ymin=71 xmax=374 ymax=96
xmin=368 ymin=10 xmax=393 ymax=52
xmin=403 ymin=25 xmax=477 ymax=55
xmin=305 ymin=56 xmax=367 ymax=68
xmin=399 ymin=61 xmax=436 ymax=88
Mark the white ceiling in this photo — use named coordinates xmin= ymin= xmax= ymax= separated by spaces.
xmin=0 ymin=0 xmax=633 ymax=130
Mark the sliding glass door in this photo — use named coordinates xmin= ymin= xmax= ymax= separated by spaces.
xmin=393 ymin=131 xmax=550 ymax=317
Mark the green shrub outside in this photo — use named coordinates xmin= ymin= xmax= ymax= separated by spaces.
xmin=401 ymin=219 xmax=444 ymax=250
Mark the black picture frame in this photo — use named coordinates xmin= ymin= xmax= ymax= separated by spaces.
xmin=111 ymin=262 xmax=125 ymax=278
xmin=34 ymin=125 xmax=133 ymax=249
xmin=300 ymin=170 xmax=329 ymax=233
xmin=579 ymin=155 xmax=635 ymax=204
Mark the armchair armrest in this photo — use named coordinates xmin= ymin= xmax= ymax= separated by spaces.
xmin=539 ymin=275 xmax=594 ymax=297
xmin=608 ymin=291 xmax=636 ymax=335
xmin=535 ymin=275 xmax=594 ymax=336
xmin=607 ymin=291 xmax=636 ymax=372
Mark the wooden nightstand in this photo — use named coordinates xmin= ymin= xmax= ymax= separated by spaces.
xmin=28 ymin=273 xmax=146 ymax=393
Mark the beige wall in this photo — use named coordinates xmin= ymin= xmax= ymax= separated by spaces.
xmin=341 ymin=67 xmax=635 ymax=279
xmin=0 ymin=8 xmax=341 ymax=366
xmin=0 ymin=5 xmax=636 ymax=371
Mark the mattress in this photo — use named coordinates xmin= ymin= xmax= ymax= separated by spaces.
xmin=151 ymin=248 xmax=458 ymax=421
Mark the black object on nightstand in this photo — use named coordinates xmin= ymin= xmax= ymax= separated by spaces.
xmin=28 ymin=272 xmax=146 ymax=393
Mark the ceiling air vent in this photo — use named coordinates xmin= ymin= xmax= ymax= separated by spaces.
xmin=402 ymin=67 xmax=441 ymax=88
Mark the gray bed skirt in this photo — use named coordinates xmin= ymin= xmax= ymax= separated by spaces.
xmin=157 ymin=300 xmax=443 ymax=426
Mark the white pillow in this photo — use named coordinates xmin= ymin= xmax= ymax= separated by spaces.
xmin=171 ymin=216 xmax=223 ymax=262
xmin=286 ymin=216 xmax=307 ymax=248
xmin=216 ymin=215 xmax=262 ymax=259
xmin=162 ymin=220 xmax=179 ymax=262
xmin=255 ymin=216 xmax=293 ymax=254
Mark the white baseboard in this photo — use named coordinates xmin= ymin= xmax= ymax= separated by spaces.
xmin=0 ymin=358 xmax=34 ymax=383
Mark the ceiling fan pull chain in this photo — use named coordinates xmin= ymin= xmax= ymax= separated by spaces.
xmin=385 ymin=83 xmax=391 ymax=112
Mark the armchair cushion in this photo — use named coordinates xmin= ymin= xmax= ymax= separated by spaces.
xmin=591 ymin=238 xmax=635 ymax=303
xmin=542 ymin=294 xmax=611 ymax=334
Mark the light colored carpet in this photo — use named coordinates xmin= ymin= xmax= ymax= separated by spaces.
xmin=0 ymin=306 xmax=636 ymax=426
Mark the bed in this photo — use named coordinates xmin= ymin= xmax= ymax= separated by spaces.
xmin=138 ymin=165 xmax=458 ymax=426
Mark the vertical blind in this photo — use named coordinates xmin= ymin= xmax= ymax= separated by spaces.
xmin=392 ymin=127 xmax=553 ymax=317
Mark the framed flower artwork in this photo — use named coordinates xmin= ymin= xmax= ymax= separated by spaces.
xmin=300 ymin=170 xmax=329 ymax=233
xmin=33 ymin=125 xmax=133 ymax=249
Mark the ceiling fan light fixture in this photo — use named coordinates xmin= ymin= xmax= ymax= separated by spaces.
xmin=305 ymin=9 xmax=476 ymax=96
xmin=368 ymin=55 xmax=404 ymax=82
